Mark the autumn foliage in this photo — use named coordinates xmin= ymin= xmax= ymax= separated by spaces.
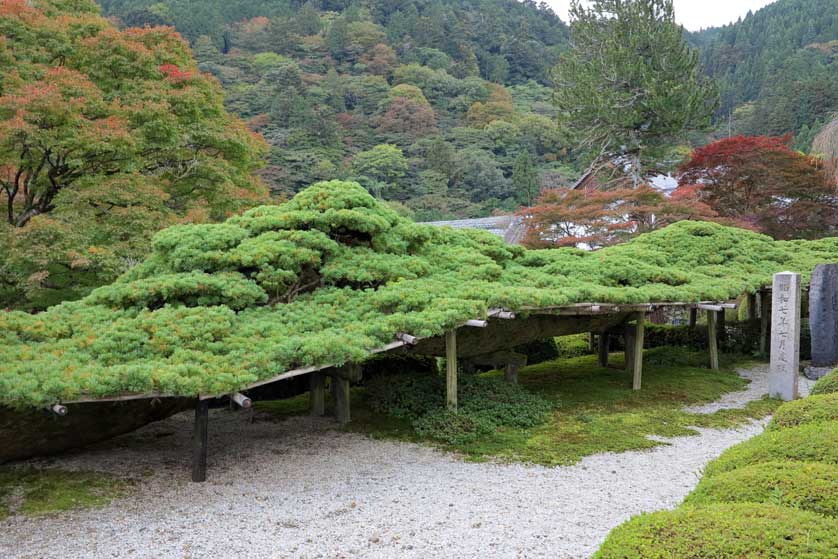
xmin=678 ymin=135 xmax=837 ymax=240
xmin=0 ymin=0 xmax=269 ymax=308
xmin=522 ymin=184 xmax=730 ymax=249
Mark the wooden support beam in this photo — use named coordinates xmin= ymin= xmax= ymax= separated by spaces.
xmin=332 ymin=376 xmax=350 ymax=425
xmin=231 ymin=392 xmax=252 ymax=409
xmin=309 ymin=372 xmax=325 ymax=416
xmin=50 ymin=404 xmax=68 ymax=416
xmin=708 ymin=310 xmax=720 ymax=371
xmin=396 ymin=332 xmax=419 ymax=345
xmin=489 ymin=309 xmax=516 ymax=320
xmin=688 ymin=308 xmax=697 ymax=328
xmin=632 ymin=313 xmax=645 ymax=391
xmin=465 ymin=319 xmax=488 ymax=328
xmin=759 ymin=290 xmax=771 ymax=355
xmin=747 ymin=293 xmax=758 ymax=321
xmin=697 ymin=304 xmax=723 ymax=312
xmin=192 ymin=399 xmax=209 ymax=483
xmin=588 ymin=332 xmax=596 ymax=352
xmin=445 ymin=330 xmax=458 ymax=411
xmin=597 ymin=332 xmax=610 ymax=367
xmin=625 ymin=325 xmax=635 ymax=374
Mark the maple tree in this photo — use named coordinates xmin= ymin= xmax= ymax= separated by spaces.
xmin=678 ymin=135 xmax=837 ymax=240
xmin=521 ymin=184 xmax=731 ymax=249
xmin=0 ymin=0 xmax=268 ymax=308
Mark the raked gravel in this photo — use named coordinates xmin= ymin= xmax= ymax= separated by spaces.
xmin=0 ymin=364 xmax=799 ymax=559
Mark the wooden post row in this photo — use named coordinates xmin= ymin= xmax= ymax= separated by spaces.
xmin=310 ymin=372 xmax=325 ymax=416
xmin=192 ymin=399 xmax=209 ymax=483
xmin=760 ymin=291 xmax=771 ymax=355
xmin=446 ymin=330 xmax=458 ymax=411
xmin=598 ymin=332 xmax=610 ymax=367
xmin=624 ymin=313 xmax=645 ymax=390
xmin=707 ymin=310 xmax=720 ymax=371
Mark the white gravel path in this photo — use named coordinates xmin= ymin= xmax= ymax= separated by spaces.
xmin=0 ymin=364 xmax=794 ymax=559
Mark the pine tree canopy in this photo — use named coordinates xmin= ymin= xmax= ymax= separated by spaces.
xmin=2 ymin=180 xmax=837 ymax=408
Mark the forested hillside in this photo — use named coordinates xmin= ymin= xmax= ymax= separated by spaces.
xmin=99 ymin=0 xmax=572 ymax=220
xmin=692 ymin=0 xmax=837 ymax=149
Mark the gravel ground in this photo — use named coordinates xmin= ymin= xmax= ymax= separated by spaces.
xmin=0 ymin=364 xmax=796 ymax=559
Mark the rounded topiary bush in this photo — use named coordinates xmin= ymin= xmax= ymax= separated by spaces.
xmin=812 ymin=369 xmax=838 ymax=396
xmin=704 ymin=421 xmax=838 ymax=477
xmin=684 ymin=461 xmax=838 ymax=517
xmin=593 ymin=503 xmax=838 ymax=559
xmin=769 ymin=393 xmax=838 ymax=430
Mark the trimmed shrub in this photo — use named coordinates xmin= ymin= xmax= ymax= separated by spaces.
xmin=684 ymin=461 xmax=838 ymax=517
xmin=594 ymin=503 xmax=838 ymax=559
xmin=364 ymin=372 xmax=551 ymax=445
xmin=704 ymin=421 xmax=838 ymax=477
xmin=812 ymin=369 xmax=838 ymax=396
xmin=514 ymin=338 xmax=560 ymax=365
xmin=769 ymin=393 xmax=838 ymax=430
xmin=555 ymin=333 xmax=593 ymax=359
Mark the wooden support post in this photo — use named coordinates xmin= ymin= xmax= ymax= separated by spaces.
xmin=588 ymin=332 xmax=596 ymax=353
xmin=504 ymin=363 xmax=519 ymax=384
xmin=445 ymin=330 xmax=458 ymax=411
xmin=191 ymin=399 xmax=209 ymax=483
xmin=689 ymin=308 xmax=697 ymax=328
xmin=760 ymin=290 xmax=771 ymax=355
xmin=597 ymin=332 xmax=610 ymax=367
xmin=708 ymin=310 xmax=720 ymax=371
xmin=747 ymin=293 xmax=757 ymax=321
xmin=632 ymin=313 xmax=645 ymax=391
xmin=310 ymin=372 xmax=325 ymax=416
xmin=332 ymin=376 xmax=350 ymax=425
xmin=625 ymin=325 xmax=635 ymax=374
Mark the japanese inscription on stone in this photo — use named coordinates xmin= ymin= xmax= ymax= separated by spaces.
xmin=769 ymin=272 xmax=801 ymax=401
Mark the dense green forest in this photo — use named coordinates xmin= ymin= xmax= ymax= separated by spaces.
xmin=691 ymin=0 xmax=837 ymax=149
xmin=98 ymin=0 xmax=836 ymax=219
xmin=98 ymin=0 xmax=576 ymax=220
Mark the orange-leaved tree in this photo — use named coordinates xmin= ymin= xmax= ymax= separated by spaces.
xmin=0 ymin=0 xmax=268 ymax=308
xmin=678 ymin=135 xmax=836 ymax=240
xmin=521 ymin=183 xmax=733 ymax=249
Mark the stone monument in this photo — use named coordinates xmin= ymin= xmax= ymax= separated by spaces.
xmin=769 ymin=272 xmax=801 ymax=401
xmin=805 ymin=264 xmax=838 ymax=380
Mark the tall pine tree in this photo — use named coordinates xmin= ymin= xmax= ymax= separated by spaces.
xmin=551 ymin=0 xmax=718 ymax=184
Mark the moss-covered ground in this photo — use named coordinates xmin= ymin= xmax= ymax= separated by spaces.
xmin=0 ymin=468 xmax=131 ymax=519
xmin=258 ymin=349 xmax=779 ymax=466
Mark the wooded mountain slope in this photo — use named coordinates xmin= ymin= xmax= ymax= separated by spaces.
xmin=692 ymin=0 xmax=837 ymax=148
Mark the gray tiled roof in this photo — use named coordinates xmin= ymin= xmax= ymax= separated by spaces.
xmin=422 ymin=215 xmax=526 ymax=245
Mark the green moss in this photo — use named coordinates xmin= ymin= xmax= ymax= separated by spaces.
xmin=812 ymin=369 xmax=838 ymax=396
xmin=769 ymin=393 xmax=838 ymax=430
xmin=338 ymin=350 xmax=778 ymax=466
xmin=704 ymin=421 xmax=838 ymax=477
xmin=0 ymin=468 xmax=131 ymax=517
xmin=593 ymin=503 xmax=838 ymax=559
xmin=684 ymin=461 xmax=838 ymax=517
xmin=4 ymin=181 xmax=838 ymax=407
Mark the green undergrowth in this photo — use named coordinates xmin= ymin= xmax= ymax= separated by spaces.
xmin=3 ymin=181 xmax=838 ymax=408
xmin=261 ymin=348 xmax=778 ymax=466
xmin=0 ymin=468 xmax=131 ymax=518
xmin=811 ymin=369 xmax=838 ymax=395
xmin=768 ymin=393 xmax=838 ymax=430
xmin=704 ymin=421 xmax=838 ymax=477
xmin=684 ymin=461 xmax=838 ymax=517
xmin=593 ymin=503 xmax=838 ymax=559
